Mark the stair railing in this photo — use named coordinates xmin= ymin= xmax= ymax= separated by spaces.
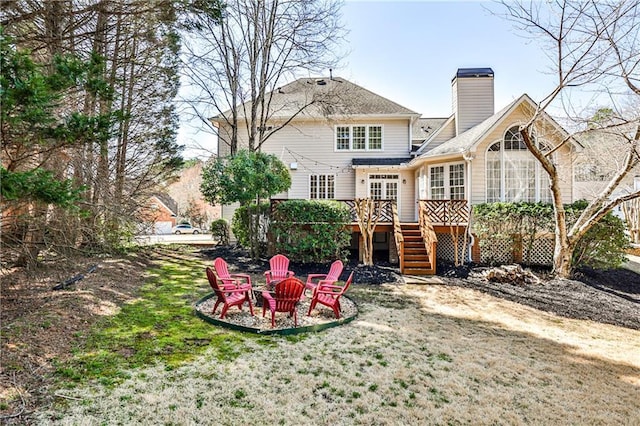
xmin=418 ymin=200 xmax=438 ymax=273
xmin=391 ymin=202 xmax=404 ymax=272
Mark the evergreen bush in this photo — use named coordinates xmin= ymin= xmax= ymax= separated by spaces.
xmin=472 ymin=201 xmax=628 ymax=269
xmin=210 ymin=218 xmax=230 ymax=246
xmin=232 ymin=203 xmax=270 ymax=255
xmin=270 ymin=200 xmax=351 ymax=263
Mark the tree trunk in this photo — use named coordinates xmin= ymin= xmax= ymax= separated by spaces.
xmin=355 ymin=198 xmax=379 ymax=266
xmin=553 ymin=236 xmax=574 ymax=278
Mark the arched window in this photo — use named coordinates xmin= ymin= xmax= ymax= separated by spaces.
xmin=486 ymin=126 xmax=552 ymax=203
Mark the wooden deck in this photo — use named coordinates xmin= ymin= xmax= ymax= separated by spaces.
xmin=270 ymin=199 xmax=471 ymax=275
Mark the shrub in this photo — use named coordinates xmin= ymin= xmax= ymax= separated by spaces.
xmin=565 ymin=202 xmax=629 ymax=269
xmin=472 ymin=200 xmax=629 ymax=269
xmin=472 ymin=202 xmax=554 ymax=265
xmin=231 ymin=203 xmax=270 ymax=255
xmin=210 ymin=218 xmax=230 ymax=246
xmin=270 ymin=200 xmax=351 ymax=263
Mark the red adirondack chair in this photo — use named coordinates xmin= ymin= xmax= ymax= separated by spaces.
xmin=213 ymin=257 xmax=252 ymax=291
xmin=261 ymin=277 xmax=305 ymax=328
xmin=264 ymin=254 xmax=294 ymax=286
xmin=305 ymin=260 xmax=343 ymax=297
xmin=206 ymin=267 xmax=254 ymax=319
xmin=307 ymin=272 xmax=354 ymax=319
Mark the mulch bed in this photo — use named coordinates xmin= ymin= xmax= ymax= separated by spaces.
xmin=438 ymin=262 xmax=640 ymax=331
xmin=198 ymin=245 xmax=402 ymax=286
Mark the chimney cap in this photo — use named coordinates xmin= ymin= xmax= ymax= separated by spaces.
xmin=455 ymin=68 xmax=494 ymax=79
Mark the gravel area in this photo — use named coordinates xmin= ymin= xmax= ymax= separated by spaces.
xmin=195 ymin=292 xmax=357 ymax=331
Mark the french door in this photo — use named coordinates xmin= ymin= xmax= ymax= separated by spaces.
xmin=368 ymin=174 xmax=399 ymax=205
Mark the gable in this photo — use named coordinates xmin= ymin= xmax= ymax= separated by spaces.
xmin=411 ymin=94 xmax=579 ymax=164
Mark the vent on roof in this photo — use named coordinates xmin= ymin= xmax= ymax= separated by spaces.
xmin=315 ymin=79 xmax=327 ymax=86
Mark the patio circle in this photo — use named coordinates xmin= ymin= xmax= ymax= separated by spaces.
xmin=194 ymin=292 xmax=358 ymax=335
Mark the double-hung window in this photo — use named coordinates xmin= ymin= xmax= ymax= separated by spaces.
xmin=335 ymin=125 xmax=383 ymax=150
xmin=428 ymin=163 xmax=465 ymax=199
xmin=309 ymin=174 xmax=335 ymax=199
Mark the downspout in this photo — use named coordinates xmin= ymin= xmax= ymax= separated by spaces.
xmin=463 ymin=150 xmax=475 ymax=262
xmin=408 ymin=116 xmax=416 ymax=153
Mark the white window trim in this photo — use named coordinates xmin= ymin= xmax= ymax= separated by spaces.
xmin=334 ymin=124 xmax=384 ymax=152
xmin=427 ymin=162 xmax=466 ymax=200
xmin=367 ymin=173 xmax=401 ymax=216
xmin=308 ymin=173 xmax=336 ymax=199
xmin=484 ymin=124 xmax=554 ymax=203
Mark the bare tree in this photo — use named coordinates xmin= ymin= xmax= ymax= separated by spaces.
xmin=181 ymin=0 xmax=346 ymax=155
xmin=498 ymin=0 xmax=640 ymax=277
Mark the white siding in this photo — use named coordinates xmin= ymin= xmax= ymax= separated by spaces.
xmin=354 ymin=168 xmax=415 ymax=221
xmin=453 ymin=76 xmax=494 ymax=135
xmin=469 ymin=107 xmax=574 ymax=205
xmin=217 ymin=117 xmax=413 ymax=220
xmin=423 ymin=119 xmax=456 ymax=153
xmin=252 ymin=118 xmax=410 ymax=200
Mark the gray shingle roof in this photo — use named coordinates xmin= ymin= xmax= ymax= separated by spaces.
xmin=417 ymin=95 xmax=527 ymax=158
xmin=212 ymin=77 xmax=419 ymax=120
xmin=412 ymin=117 xmax=448 ymax=142
xmin=153 ymin=193 xmax=178 ymax=215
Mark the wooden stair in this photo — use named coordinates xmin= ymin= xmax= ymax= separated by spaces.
xmin=400 ymin=223 xmax=435 ymax=275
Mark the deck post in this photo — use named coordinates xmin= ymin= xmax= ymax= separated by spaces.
xmin=388 ymin=233 xmax=398 ymax=263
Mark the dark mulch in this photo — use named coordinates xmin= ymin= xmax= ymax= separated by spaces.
xmin=200 ymin=247 xmax=640 ymax=331
xmin=438 ymin=262 xmax=640 ymax=331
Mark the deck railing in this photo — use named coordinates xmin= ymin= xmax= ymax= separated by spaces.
xmin=418 ymin=201 xmax=438 ymax=268
xmin=270 ymin=199 xmax=470 ymax=226
xmin=419 ymin=199 xmax=470 ymax=225
xmin=391 ymin=202 xmax=404 ymax=267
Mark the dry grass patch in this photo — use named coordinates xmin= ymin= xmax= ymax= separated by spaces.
xmin=35 ymin=283 xmax=640 ymax=425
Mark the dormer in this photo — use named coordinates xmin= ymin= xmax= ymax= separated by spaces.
xmin=452 ymin=68 xmax=495 ymax=135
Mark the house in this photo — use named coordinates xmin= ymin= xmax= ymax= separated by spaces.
xmin=213 ymin=68 xmax=580 ymax=274
xmin=167 ymin=160 xmax=221 ymax=228
xmin=137 ymin=193 xmax=178 ymax=234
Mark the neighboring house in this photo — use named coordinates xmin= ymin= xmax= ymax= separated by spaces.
xmin=138 ymin=194 xmax=178 ymax=234
xmin=574 ymin=123 xmax=639 ymax=201
xmin=573 ymin=123 xmax=640 ymax=228
xmin=213 ymin=68 xmax=581 ymax=274
xmin=167 ymin=161 xmax=221 ymax=228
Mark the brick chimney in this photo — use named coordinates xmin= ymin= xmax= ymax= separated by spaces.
xmin=452 ymin=68 xmax=494 ymax=135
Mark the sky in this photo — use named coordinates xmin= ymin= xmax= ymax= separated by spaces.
xmin=177 ymin=0 xmax=560 ymax=159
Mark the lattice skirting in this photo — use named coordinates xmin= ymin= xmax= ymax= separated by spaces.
xmin=422 ymin=232 xmax=555 ymax=266
xmin=522 ymin=236 xmax=554 ymax=265
xmin=436 ymin=233 xmax=470 ymax=263
xmin=478 ymin=236 xmax=513 ymax=265
xmin=477 ymin=234 xmax=555 ymax=266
